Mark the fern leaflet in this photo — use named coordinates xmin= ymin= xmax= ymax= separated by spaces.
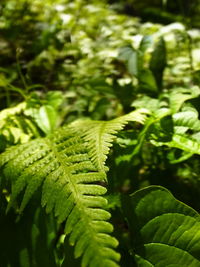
xmin=71 ymin=109 xmax=148 ymax=172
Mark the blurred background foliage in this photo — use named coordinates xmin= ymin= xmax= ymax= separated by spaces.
xmin=0 ymin=0 xmax=200 ymax=119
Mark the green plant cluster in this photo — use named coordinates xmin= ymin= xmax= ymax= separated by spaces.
xmin=1 ymin=0 xmax=200 ymax=266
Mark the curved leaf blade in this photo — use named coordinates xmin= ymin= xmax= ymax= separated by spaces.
xmin=123 ymin=186 xmax=200 ymax=266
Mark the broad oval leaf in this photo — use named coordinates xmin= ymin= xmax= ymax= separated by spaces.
xmin=122 ymin=186 xmax=200 ymax=266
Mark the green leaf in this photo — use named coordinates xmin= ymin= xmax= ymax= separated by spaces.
xmin=173 ymin=110 xmax=200 ymax=131
xmin=169 ymin=87 xmax=200 ymax=113
xmin=151 ymin=134 xmax=200 ymax=155
xmin=35 ymin=105 xmax=57 ymax=134
xmin=122 ymin=186 xmax=200 ymax=266
xmin=71 ymin=109 xmax=148 ymax=172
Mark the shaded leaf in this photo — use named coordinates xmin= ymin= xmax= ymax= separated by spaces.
xmin=122 ymin=186 xmax=200 ymax=266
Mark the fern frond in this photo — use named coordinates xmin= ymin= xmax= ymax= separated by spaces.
xmin=0 ymin=109 xmax=147 ymax=266
xmin=70 ymin=108 xmax=148 ymax=172
xmin=1 ymin=127 xmax=118 ymax=266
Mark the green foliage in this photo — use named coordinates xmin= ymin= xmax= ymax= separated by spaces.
xmin=1 ymin=0 xmax=200 ymax=266
xmin=0 ymin=102 xmax=39 ymax=147
xmin=0 ymin=90 xmax=63 ymax=149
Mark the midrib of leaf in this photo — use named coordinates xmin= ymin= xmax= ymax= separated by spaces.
xmin=43 ymin=136 xmax=116 ymax=264
xmin=143 ymin=243 xmax=200 ymax=265
xmin=70 ymin=109 xmax=149 ymax=173
xmin=140 ymin=213 xmax=200 ymax=253
xmin=45 ymin=137 xmax=83 ymax=201
xmin=94 ymin=122 xmax=109 ymax=172
xmin=125 ymin=187 xmax=200 ymax=266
